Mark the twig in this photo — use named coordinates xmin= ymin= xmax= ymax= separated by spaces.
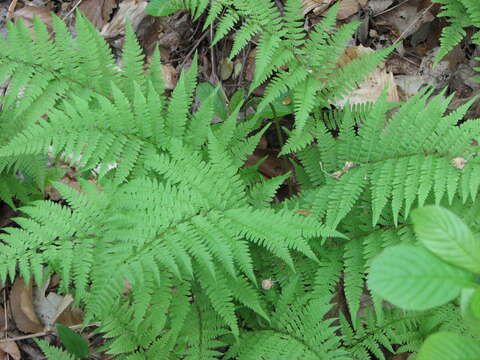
xmin=1 ymin=323 xmax=98 ymax=343
xmin=373 ymin=0 xmax=411 ymax=18
xmin=210 ymin=23 xmax=218 ymax=83
xmin=3 ymin=287 xmax=9 ymax=360
xmin=393 ymin=4 xmax=434 ymax=45
xmin=180 ymin=30 xmax=209 ymax=69
xmin=62 ymin=0 xmax=84 ymax=20
xmin=6 ymin=0 xmax=18 ymax=21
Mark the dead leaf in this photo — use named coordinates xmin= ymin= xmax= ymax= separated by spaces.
xmin=101 ymin=0 xmax=147 ymax=39
xmin=220 ymin=59 xmax=234 ymax=80
xmin=162 ymin=64 xmax=177 ymax=90
xmin=301 ymin=0 xmax=334 ymax=15
xmin=376 ymin=3 xmax=434 ymax=39
xmin=0 ymin=341 xmax=21 ymax=360
xmin=34 ymin=279 xmax=81 ymax=330
xmin=10 ymin=279 xmax=43 ymax=334
xmin=13 ymin=6 xmax=52 ymax=33
xmin=79 ymin=0 xmax=117 ymax=29
xmin=335 ymin=45 xmax=399 ymax=106
xmin=367 ymin=0 xmax=394 ymax=15
xmin=0 ymin=306 xmax=7 ymax=331
xmin=395 ymin=75 xmax=424 ymax=99
xmin=337 ymin=0 xmax=367 ymax=20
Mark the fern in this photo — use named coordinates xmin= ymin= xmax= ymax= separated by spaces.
xmin=295 ymin=90 xmax=480 ymax=228
xmin=432 ymin=0 xmax=480 ymax=64
xmin=1 ymin=3 xmax=480 ymax=359
xmin=146 ymin=0 xmax=393 ymax=154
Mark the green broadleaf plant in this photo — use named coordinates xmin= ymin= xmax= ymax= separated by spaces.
xmin=368 ymin=244 xmax=475 ymax=310
xmin=412 ymin=205 xmax=480 ymax=273
xmin=370 ymin=205 xmax=480 ymax=359
xmin=56 ymin=324 xmax=90 ymax=359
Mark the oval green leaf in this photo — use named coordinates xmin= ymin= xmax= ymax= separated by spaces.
xmin=368 ymin=244 xmax=474 ymax=310
xmin=412 ymin=206 xmax=480 ymax=273
xmin=417 ymin=332 xmax=480 ymax=360
xmin=56 ymin=324 xmax=89 ymax=359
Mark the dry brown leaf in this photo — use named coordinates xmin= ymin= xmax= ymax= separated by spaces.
xmin=10 ymin=279 xmax=43 ymax=334
xmin=0 ymin=341 xmax=21 ymax=360
xmin=162 ymin=64 xmax=177 ymax=90
xmin=335 ymin=45 xmax=399 ymax=106
xmin=0 ymin=306 xmax=7 ymax=331
xmin=301 ymin=0 xmax=334 ymax=15
xmin=34 ymin=279 xmax=82 ymax=329
xmin=13 ymin=6 xmax=52 ymax=32
xmin=337 ymin=0 xmax=367 ymax=20
xmin=220 ymin=59 xmax=234 ymax=80
xmin=376 ymin=3 xmax=434 ymax=39
xmin=79 ymin=0 xmax=117 ymax=29
xmin=101 ymin=0 xmax=147 ymax=38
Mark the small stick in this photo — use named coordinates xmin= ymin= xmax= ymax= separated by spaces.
xmin=373 ymin=0 xmax=411 ymax=18
xmin=1 ymin=323 xmax=98 ymax=343
xmin=393 ymin=4 xmax=434 ymax=45
xmin=62 ymin=0 xmax=85 ymax=20
xmin=6 ymin=0 xmax=18 ymax=21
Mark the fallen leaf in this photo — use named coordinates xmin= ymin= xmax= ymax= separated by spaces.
xmin=366 ymin=0 xmax=394 ymax=15
xmin=0 ymin=306 xmax=7 ymax=331
xmin=34 ymin=278 xmax=82 ymax=330
xmin=0 ymin=341 xmax=21 ymax=360
xmin=10 ymin=279 xmax=43 ymax=334
xmin=162 ymin=64 xmax=177 ymax=90
xmin=79 ymin=0 xmax=117 ymax=29
xmin=101 ymin=0 xmax=148 ymax=38
xmin=13 ymin=6 xmax=52 ymax=33
xmin=220 ymin=58 xmax=234 ymax=80
xmin=395 ymin=75 xmax=424 ymax=99
xmin=301 ymin=0 xmax=334 ymax=15
xmin=335 ymin=45 xmax=399 ymax=106
xmin=376 ymin=3 xmax=434 ymax=39
xmin=337 ymin=0 xmax=367 ymax=20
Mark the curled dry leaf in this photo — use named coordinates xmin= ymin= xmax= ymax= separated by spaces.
xmin=162 ymin=64 xmax=177 ymax=90
xmin=336 ymin=0 xmax=367 ymax=20
xmin=301 ymin=0 xmax=366 ymax=17
xmin=34 ymin=278 xmax=82 ymax=330
xmin=335 ymin=45 xmax=399 ymax=106
xmin=13 ymin=6 xmax=52 ymax=33
xmin=79 ymin=0 xmax=118 ymax=29
xmin=301 ymin=0 xmax=334 ymax=15
xmin=0 ymin=341 xmax=21 ymax=360
xmin=10 ymin=279 xmax=43 ymax=334
xmin=376 ymin=3 xmax=434 ymax=39
xmin=101 ymin=0 xmax=147 ymax=38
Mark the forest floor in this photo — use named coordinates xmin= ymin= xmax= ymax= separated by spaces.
xmin=0 ymin=0 xmax=479 ymax=358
